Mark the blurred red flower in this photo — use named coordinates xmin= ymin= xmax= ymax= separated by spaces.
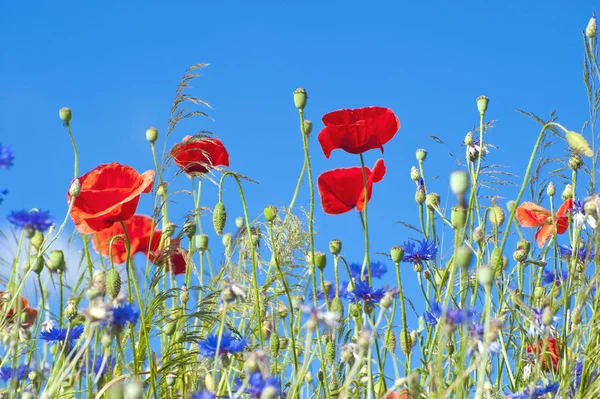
xmin=170 ymin=135 xmax=230 ymax=175
xmin=318 ymin=159 xmax=386 ymax=215
xmin=0 ymin=292 xmax=38 ymax=329
xmin=92 ymin=215 xmax=157 ymax=265
xmin=147 ymin=236 xmax=188 ymax=275
xmin=526 ymin=336 xmax=561 ymax=372
xmin=515 ymin=199 xmax=573 ymax=248
xmin=68 ymin=163 xmax=155 ymax=235
xmin=388 ymin=389 xmax=413 ymax=399
xmin=318 ymin=107 xmax=400 ymax=158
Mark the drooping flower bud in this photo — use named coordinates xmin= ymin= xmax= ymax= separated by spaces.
xmin=476 ymin=96 xmax=489 ymax=116
xmin=325 ymin=341 xmax=336 ymax=364
xmin=566 ymin=131 xmax=593 ymax=157
xmin=390 ymin=246 xmax=404 ymax=263
xmin=163 ymin=319 xmax=176 ymax=336
xmin=303 ymin=120 xmax=313 ymax=136
xmin=546 ymin=182 xmax=555 ymax=197
xmin=533 ymin=286 xmax=545 ymax=299
xmin=59 ymin=107 xmax=72 ymax=124
xmin=385 ymin=332 xmax=396 ymax=352
xmin=587 ymin=16 xmax=597 ymax=39
xmin=416 ymin=149 xmax=427 ymax=161
xmin=542 ymin=307 xmax=554 ymax=326
xmin=293 ymin=88 xmax=308 ymax=110
xmin=49 ymin=250 xmax=66 ymax=273
xmin=329 ymin=239 xmax=342 ymax=255
xmin=145 ymin=127 xmax=158 ymax=144
xmin=562 ymin=184 xmax=573 ymax=201
xmin=490 ymin=248 xmax=505 ymax=275
xmin=69 ymin=178 xmax=81 ymax=198
xmin=410 ymin=166 xmax=420 ymax=181
xmin=450 ymin=170 xmax=469 ymax=197
xmin=213 ymin=202 xmax=227 ymax=235
xmin=270 ymin=332 xmax=280 ymax=357
xmin=451 ymin=205 xmax=468 ymax=230
xmin=569 ymin=153 xmax=583 ymax=171
xmin=195 ymin=234 xmax=209 ymax=251
xmin=106 ymin=268 xmax=122 ymax=300
xmin=263 ymin=205 xmax=278 ymax=223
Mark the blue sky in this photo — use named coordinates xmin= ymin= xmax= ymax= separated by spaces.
xmin=0 ymin=1 xmax=596 ymax=317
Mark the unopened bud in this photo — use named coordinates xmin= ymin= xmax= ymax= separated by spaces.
xmin=426 ymin=193 xmax=440 ymax=210
xmin=587 ymin=16 xmax=597 ymax=39
xmin=542 ymin=307 xmax=554 ymax=326
xmin=410 ymin=166 xmax=420 ymax=181
xmin=415 ymin=187 xmax=426 ymax=205
xmin=213 ymin=202 xmax=227 ymax=235
xmin=566 ymin=131 xmax=593 ymax=157
xmin=489 ymin=203 xmax=505 ymax=227
xmin=263 ymin=205 xmax=278 ymax=223
xmin=562 ymin=184 xmax=573 ymax=201
xmin=464 ymin=132 xmax=473 ymax=146
xmin=456 ymin=245 xmax=473 ymax=268
xmin=473 ymin=226 xmax=484 ymax=243
xmin=546 ymin=182 xmax=555 ymax=197
xmin=65 ymin=300 xmax=78 ymax=322
xmin=451 ymin=205 xmax=468 ymax=230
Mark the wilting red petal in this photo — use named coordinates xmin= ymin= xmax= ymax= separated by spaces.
xmin=527 ymin=337 xmax=560 ymax=372
xmin=318 ymin=159 xmax=386 ymax=215
xmin=318 ymin=107 xmax=400 ymax=158
xmin=534 ymin=225 xmax=555 ymax=248
xmin=170 ymin=135 xmax=230 ymax=175
xmin=556 ymin=198 xmax=573 ymax=218
xmin=92 ymin=215 xmax=157 ymax=265
xmin=147 ymin=237 xmax=188 ymax=275
xmin=0 ymin=292 xmax=38 ymax=329
xmin=68 ymin=163 xmax=155 ymax=234
xmin=516 ymin=202 xmax=551 ymax=227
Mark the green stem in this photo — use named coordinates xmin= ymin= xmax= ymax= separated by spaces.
xmin=359 ymin=154 xmax=372 ymax=284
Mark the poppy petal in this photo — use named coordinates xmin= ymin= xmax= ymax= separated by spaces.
xmin=535 ymin=225 xmax=555 ymax=248
xmin=170 ymin=136 xmax=230 ymax=175
xmin=555 ymin=198 xmax=574 ymax=218
xmin=516 ymin=202 xmax=550 ymax=227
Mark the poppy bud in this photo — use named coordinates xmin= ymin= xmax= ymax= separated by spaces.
xmin=416 ymin=149 xmax=427 ymax=161
xmin=562 ymin=184 xmax=573 ymax=201
xmin=569 ymin=153 xmax=583 ymax=171
xmin=410 ymin=166 xmax=420 ymax=181
xmin=270 ymin=332 xmax=280 ymax=357
xmin=456 ymin=245 xmax=472 ymax=268
xmin=426 ymin=193 xmax=440 ymax=210
xmin=329 ymin=239 xmax=342 ymax=255
xmin=263 ymin=205 xmax=278 ymax=223
xmin=415 ymin=187 xmax=426 ymax=205
xmin=145 ymin=127 xmax=158 ymax=144
xmin=106 ymin=268 xmax=122 ymax=300
xmin=65 ymin=300 xmax=78 ymax=322
xmin=59 ymin=107 xmax=72 ymax=124
xmin=325 ymin=341 xmax=335 ymax=364
xmin=213 ymin=201 xmax=227 ymax=235
xmin=464 ymin=132 xmax=473 ymax=146
xmin=390 ymin=246 xmax=404 ymax=263
xmin=314 ymin=252 xmax=327 ymax=270
xmin=473 ymin=226 xmax=484 ymax=243
xmin=565 ymin=131 xmax=593 ymax=157
xmin=183 ymin=220 xmax=196 ymax=239
xmin=303 ymin=120 xmax=313 ymax=136
xmin=513 ymin=248 xmax=527 ymax=263
xmin=69 ymin=178 xmax=81 ymax=198
xmin=546 ymin=182 xmax=555 ymax=197
xmin=489 ymin=203 xmax=505 ymax=227
xmin=399 ymin=329 xmax=412 ymax=355
xmin=491 ymin=248 xmax=506 ymax=275
xmin=386 ymin=332 xmax=396 ymax=352
xmin=451 ymin=205 xmax=468 ymax=230
xmin=587 ymin=16 xmax=597 ymax=39
xmin=49 ymin=250 xmax=66 ymax=273
xmin=533 ymin=286 xmax=545 ymax=298
xmin=450 ymin=170 xmax=469 ymax=197
xmin=476 ymin=96 xmax=489 ymax=116
xmin=31 ymin=230 xmax=44 ymax=252
xmin=331 ymin=296 xmax=344 ymax=320
xmin=293 ymin=88 xmax=308 ymax=110
xmin=195 ymin=234 xmax=209 ymax=251
xmin=413 ymin=263 xmax=423 ymax=273
xmin=30 ymin=255 xmax=44 ymax=274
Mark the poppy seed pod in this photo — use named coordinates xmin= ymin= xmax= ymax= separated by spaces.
xmin=30 ymin=255 xmax=44 ymax=274
xmin=293 ymin=88 xmax=308 ymax=110
xmin=416 ymin=149 xmax=427 ymax=161
xmin=546 ymin=182 xmax=555 ymax=197
xmin=450 ymin=170 xmax=469 ymax=197
xmin=451 ymin=205 xmax=468 ymax=230
xmin=314 ymin=252 xmax=327 ymax=270
xmin=213 ymin=201 xmax=227 ymax=235
xmin=415 ymin=187 xmax=426 ymax=205
xmin=328 ymin=239 xmax=342 ymax=255
xmin=489 ymin=204 xmax=505 ymax=227
xmin=410 ymin=166 xmax=420 ymax=181
xmin=569 ymin=153 xmax=583 ymax=171
xmin=390 ymin=246 xmax=404 ymax=263
xmin=69 ymin=178 xmax=81 ymax=198
xmin=106 ymin=268 xmax=122 ymax=300
xmin=565 ymin=131 xmax=593 ymax=157
xmin=303 ymin=120 xmax=313 ymax=136
xmin=456 ymin=245 xmax=473 ymax=268
xmin=183 ymin=220 xmax=196 ymax=239
xmin=476 ymin=96 xmax=489 ymax=115
xmin=263 ymin=205 xmax=278 ymax=223
xmin=561 ymin=184 xmax=573 ymax=201
xmin=145 ymin=127 xmax=158 ymax=144
xmin=517 ymin=239 xmax=531 ymax=254
xmin=426 ymin=193 xmax=440 ymax=210
xmin=59 ymin=107 xmax=72 ymax=124
xmin=49 ymin=250 xmax=66 ymax=273
xmin=196 ymin=234 xmax=209 ymax=251
xmin=587 ymin=16 xmax=597 ymax=38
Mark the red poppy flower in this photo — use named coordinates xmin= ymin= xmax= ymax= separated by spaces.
xmin=388 ymin=389 xmax=413 ymax=399
xmin=318 ymin=107 xmax=400 ymax=158
xmin=148 ymin=236 xmax=188 ymax=275
xmin=515 ymin=199 xmax=573 ymax=248
xmin=0 ymin=292 xmax=38 ymax=329
xmin=526 ymin=336 xmax=561 ymax=372
xmin=170 ymin=135 xmax=230 ymax=175
xmin=92 ymin=215 xmax=157 ymax=265
xmin=318 ymin=159 xmax=386 ymax=215
xmin=68 ymin=163 xmax=155 ymax=235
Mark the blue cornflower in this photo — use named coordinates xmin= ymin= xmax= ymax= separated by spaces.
xmin=344 ymin=281 xmax=386 ymax=304
xmin=541 ymin=267 xmax=568 ymax=286
xmin=110 ymin=303 xmax=140 ymax=329
xmin=0 ymin=144 xmax=15 ymax=169
xmin=349 ymin=261 xmax=387 ymax=280
xmin=429 ymin=302 xmax=477 ymax=326
xmin=401 ymin=239 xmax=437 ymax=265
xmin=7 ymin=209 xmax=53 ymax=232
xmin=190 ymin=391 xmax=221 ymax=399
xmin=40 ymin=325 xmax=84 ymax=343
xmin=559 ymin=244 xmax=595 ymax=262
xmin=467 ymin=322 xmax=501 ymax=356
xmin=505 ymin=382 xmax=558 ymax=398
xmin=571 ymin=199 xmax=597 ymax=228
xmin=238 ymin=372 xmax=281 ymax=399
xmin=0 ymin=365 xmax=28 ymax=382
xmin=423 ymin=311 xmax=438 ymax=326
xmin=198 ymin=333 xmax=246 ymax=357
xmin=81 ymin=355 xmax=114 ymax=377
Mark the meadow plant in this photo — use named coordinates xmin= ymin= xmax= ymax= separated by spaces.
xmin=2 ymin=13 xmax=600 ymax=399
